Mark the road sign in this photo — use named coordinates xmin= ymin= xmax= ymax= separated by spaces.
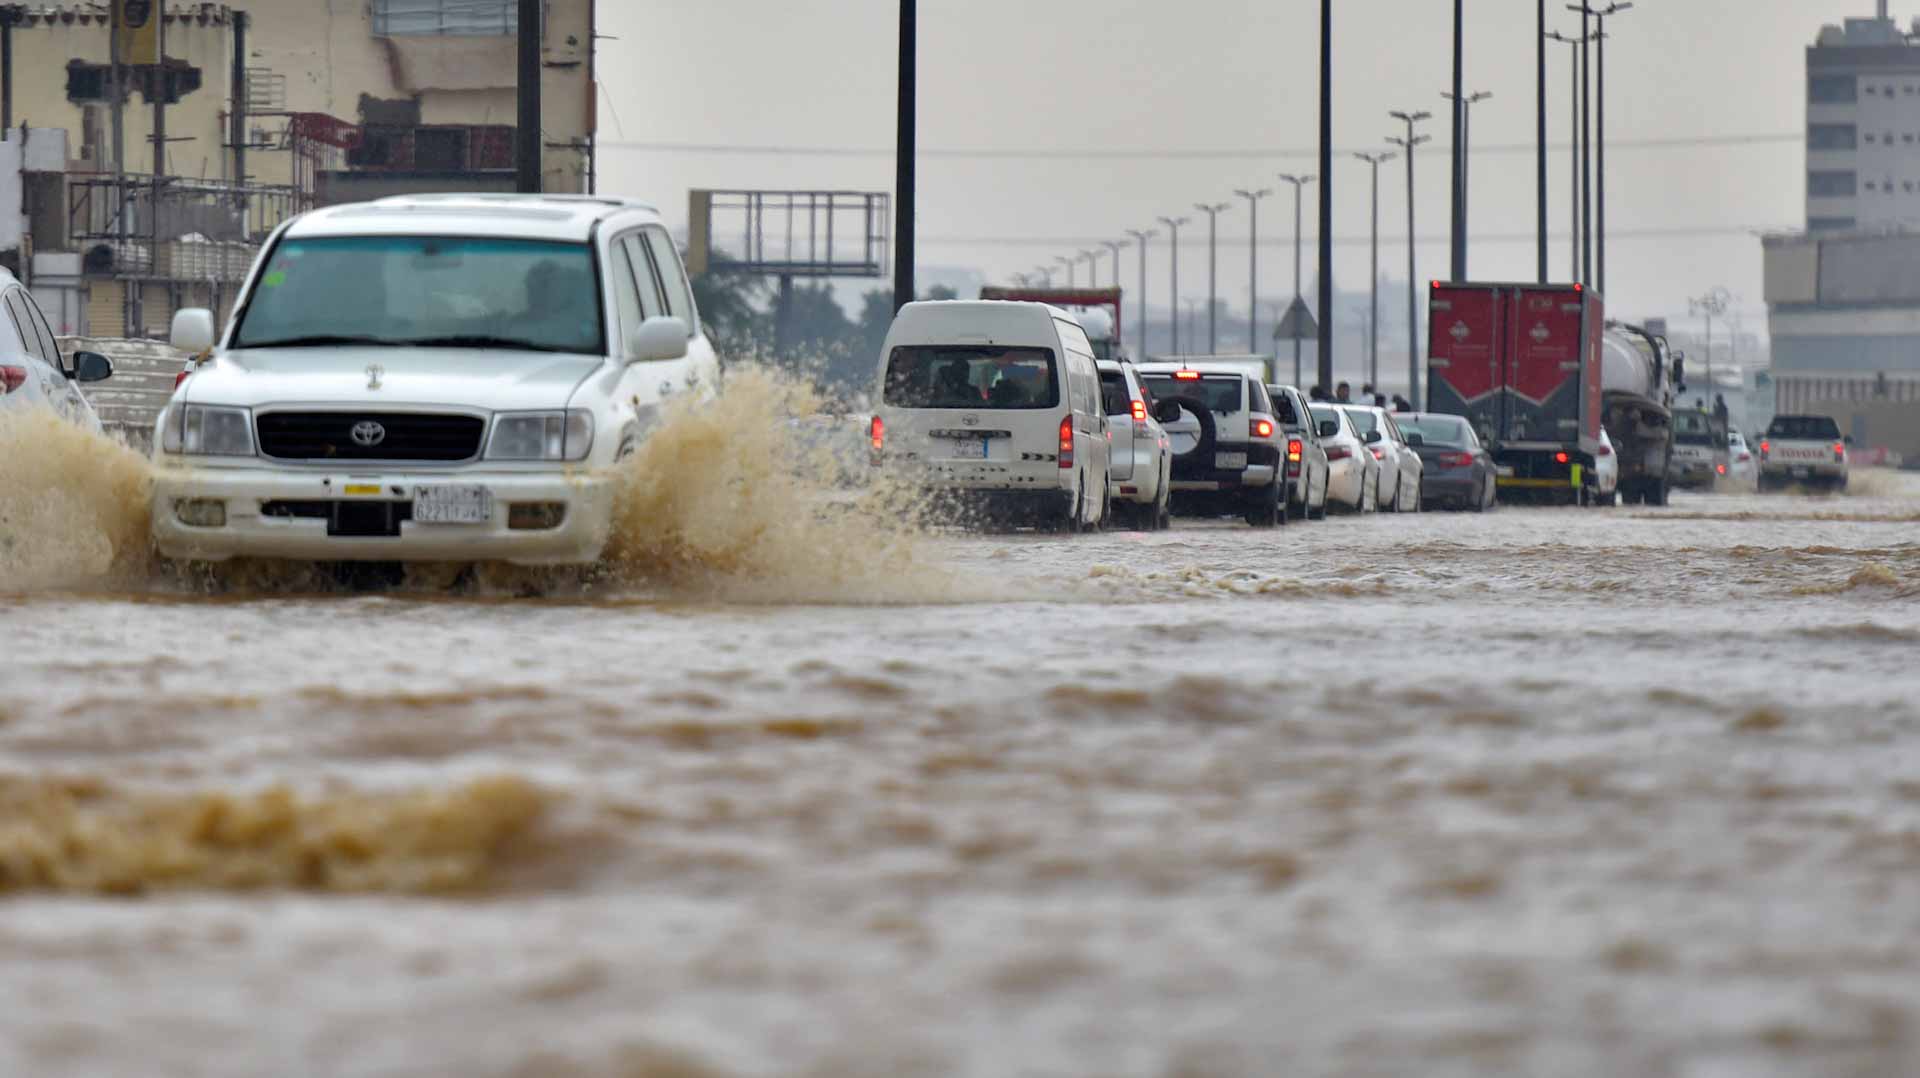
xmin=1272 ymin=297 xmax=1318 ymax=342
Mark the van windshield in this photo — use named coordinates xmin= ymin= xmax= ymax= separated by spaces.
xmin=231 ymin=236 xmax=605 ymax=355
xmin=884 ymin=346 xmax=1060 ymax=409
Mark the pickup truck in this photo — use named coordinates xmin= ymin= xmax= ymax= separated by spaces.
xmin=1758 ymin=414 xmax=1849 ymax=492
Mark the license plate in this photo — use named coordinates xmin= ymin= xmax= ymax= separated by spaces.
xmin=949 ymin=439 xmax=988 ymax=460
xmin=1215 ymin=452 xmax=1248 ymax=470
xmin=1791 ymin=467 xmax=1810 ymax=478
xmin=413 ymin=484 xmax=493 ymax=524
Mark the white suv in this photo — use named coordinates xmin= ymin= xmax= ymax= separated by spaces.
xmin=150 ymin=194 xmax=719 ymax=565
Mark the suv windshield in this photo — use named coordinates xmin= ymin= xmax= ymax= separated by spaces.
xmin=1674 ymin=410 xmax=1717 ymax=445
xmin=232 ymin=236 xmax=605 ymax=354
xmin=1396 ymin=416 xmax=1469 ymax=448
xmin=1768 ymin=415 xmax=1842 ymax=441
xmin=1143 ymin=375 xmax=1243 ymax=413
xmin=884 ymin=346 xmax=1059 ymax=409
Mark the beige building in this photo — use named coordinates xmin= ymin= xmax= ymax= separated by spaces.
xmin=3 ymin=0 xmax=596 ymax=337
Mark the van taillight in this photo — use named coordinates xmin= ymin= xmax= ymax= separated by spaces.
xmin=1130 ymin=399 xmax=1146 ymax=422
xmin=1253 ymin=419 xmax=1274 ymax=439
xmin=1059 ymin=415 xmax=1074 ymax=468
xmin=869 ymin=415 xmax=885 ymax=451
xmin=1554 ymin=451 xmax=1570 ymax=465
xmin=1287 ymin=439 xmax=1303 ymax=463
xmin=0 ymin=365 xmax=25 ymax=393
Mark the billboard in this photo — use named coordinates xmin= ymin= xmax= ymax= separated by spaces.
xmin=115 ymin=0 xmax=161 ymax=66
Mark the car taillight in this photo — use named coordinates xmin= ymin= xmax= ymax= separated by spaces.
xmin=1737 ymin=452 xmax=1750 ymax=462
xmin=869 ymin=415 xmax=884 ymax=452
xmin=1554 ymin=451 xmax=1570 ymax=465
xmin=1131 ymin=399 xmax=1146 ymax=422
xmin=1370 ymin=447 xmax=1386 ymax=461
xmin=1059 ymin=415 xmax=1074 ymax=468
xmin=1833 ymin=442 xmax=1846 ymax=455
xmin=174 ymin=368 xmax=193 ymax=389
xmin=1326 ymin=446 xmax=1352 ymax=462
xmin=1446 ymin=452 xmax=1475 ymax=468
xmin=1716 ymin=463 xmax=1728 ymax=475
xmin=0 ymin=365 xmax=25 ymax=393
xmin=1759 ymin=440 xmax=1770 ymax=454
xmin=1253 ymin=419 xmax=1274 ymax=439
xmin=1287 ymin=438 xmax=1303 ymax=463
xmin=1597 ymin=443 xmax=1612 ymax=457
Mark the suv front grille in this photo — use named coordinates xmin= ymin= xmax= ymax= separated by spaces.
xmin=256 ymin=413 xmax=485 ymax=462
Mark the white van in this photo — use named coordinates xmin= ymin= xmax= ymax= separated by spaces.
xmin=871 ymin=301 xmax=1112 ymax=529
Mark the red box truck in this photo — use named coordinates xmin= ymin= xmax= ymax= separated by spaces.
xmin=1427 ymin=282 xmax=1604 ymax=505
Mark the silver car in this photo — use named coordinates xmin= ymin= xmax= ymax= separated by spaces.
xmin=1309 ymin=404 xmax=1381 ymax=513
xmin=0 ymin=269 xmax=115 ymax=433
xmin=1339 ymin=405 xmax=1423 ymax=513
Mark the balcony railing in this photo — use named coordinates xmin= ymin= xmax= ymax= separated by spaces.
xmin=66 ymin=176 xmax=305 ymax=282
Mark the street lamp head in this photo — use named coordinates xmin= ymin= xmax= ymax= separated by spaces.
xmin=1233 ymin=188 xmax=1273 ymax=201
xmin=1277 ymin=173 xmax=1316 ymax=187
xmin=1390 ymin=110 xmax=1433 ymax=124
xmin=1158 ymin=215 xmax=1190 ymax=229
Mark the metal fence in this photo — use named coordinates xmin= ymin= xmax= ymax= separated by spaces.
xmin=67 ymin=176 xmax=304 ymax=282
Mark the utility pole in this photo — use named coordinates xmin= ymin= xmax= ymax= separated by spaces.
xmin=1102 ymin=240 xmax=1128 ymax=292
xmin=1547 ymin=31 xmax=1588 ymax=281
xmin=1354 ymin=152 xmax=1395 ymax=392
xmin=1575 ymin=2 xmax=1633 ymax=295
xmin=1234 ymin=188 xmax=1272 ymax=353
xmin=153 ymin=3 xmax=166 ymax=176
xmin=892 ymin=0 xmax=916 ymax=311
xmin=1389 ymin=110 xmax=1433 ymax=405
xmin=516 ymin=0 xmax=541 ymax=193
xmin=1194 ymin=201 xmax=1229 ymax=354
xmin=1079 ymin=249 xmax=1101 ymax=288
xmin=1317 ymin=0 xmax=1335 ymax=391
xmin=1441 ymin=90 xmax=1491 ymax=279
xmin=1158 ymin=215 xmax=1189 ymax=354
xmin=1448 ymin=0 xmax=1465 ymax=282
xmin=1690 ymin=287 xmax=1729 ymax=403
xmin=1536 ymin=0 xmax=1549 ymax=283
xmin=1574 ymin=1 xmax=1592 ymax=285
xmin=1278 ymin=174 xmax=1314 ymax=383
xmin=1126 ymin=228 xmax=1157 ymax=354
xmin=1057 ymin=256 xmax=1076 ymax=289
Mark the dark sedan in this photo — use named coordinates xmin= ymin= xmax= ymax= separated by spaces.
xmin=1395 ymin=413 xmax=1497 ymax=512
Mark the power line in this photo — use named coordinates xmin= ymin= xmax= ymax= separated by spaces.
xmin=598 ymin=132 xmax=1800 ymax=161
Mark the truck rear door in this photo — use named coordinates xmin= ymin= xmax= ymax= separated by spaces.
xmin=1504 ymin=287 xmax=1592 ymax=449
xmin=1427 ymin=285 xmax=1503 ymax=445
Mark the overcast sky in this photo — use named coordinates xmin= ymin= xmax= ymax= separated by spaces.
xmin=600 ymin=1 xmax=1880 ymax=339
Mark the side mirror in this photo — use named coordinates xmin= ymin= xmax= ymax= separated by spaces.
xmin=1406 ymin=432 xmax=1424 ymax=447
xmin=1363 ymin=430 xmax=1383 ymax=445
xmin=1318 ymin=420 xmax=1339 ymax=439
xmin=1670 ymin=354 xmax=1686 ymax=389
xmin=628 ymin=315 xmax=691 ymax=362
xmin=171 ymin=308 xmax=216 ymax=354
xmin=71 ymin=350 xmax=115 ymax=383
xmin=1151 ymin=399 xmax=1183 ymax=424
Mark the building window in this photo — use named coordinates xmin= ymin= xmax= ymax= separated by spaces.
xmin=1811 ymin=75 xmax=1858 ymax=103
xmin=1810 ymin=123 xmax=1859 ymax=150
xmin=371 ymin=0 xmax=523 ymax=36
xmin=1865 ymin=133 xmax=1877 ymax=144
xmin=1809 ymin=170 xmax=1858 ymax=198
xmin=1808 ymin=216 xmax=1856 ymax=231
xmin=1864 ymin=181 xmax=1876 ymax=191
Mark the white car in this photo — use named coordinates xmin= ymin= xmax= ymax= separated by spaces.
xmin=1309 ymin=403 xmax=1381 ymax=513
xmin=1589 ymin=426 xmax=1619 ymax=506
xmin=1724 ymin=430 xmax=1758 ymax=488
xmin=150 ymin=194 xmax=719 ymax=566
xmin=1339 ymin=404 xmax=1422 ymax=513
xmin=872 ymin=301 xmax=1113 ymax=531
xmin=1138 ymin=364 xmax=1288 ymax=527
xmin=0 ymin=268 xmax=116 ymax=432
xmin=1099 ymin=358 xmax=1177 ymax=530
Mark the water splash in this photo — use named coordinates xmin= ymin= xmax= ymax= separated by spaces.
xmin=0 ymin=411 xmax=154 ymax=590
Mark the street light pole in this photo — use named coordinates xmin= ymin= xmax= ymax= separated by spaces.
xmin=1570 ymin=2 xmax=1593 ymax=286
xmin=1278 ymin=174 xmax=1315 ymax=384
xmin=1389 ymin=110 xmax=1433 ymax=405
xmin=1056 ymin=256 xmax=1075 ymax=288
xmin=1441 ymin=90 xmax=1492 ymax=279
xmin=1690 ymin=288 xmax=1729 ymax=403
xmin=1546 ymin=31 xmax=1588 ymax=282
xmin=1079 ymin=250 xmax=1101 ymax=289
xmin=892 ymin=0 xmax=916 ymax=311
xmin=1194 ymin=202 xmax=1230 ymax=354
xmin=1233 ymin=188 xmax=1272 ymax=353
xmin=1449 ymin=0 xmax=1465 ymax=282
xmin=1318 ymin=0 xmax=1335 ymax=391
xmin=1353 ymin=152 xmax=1396 ymax=392
xmin=1034 ymin=265 xmax=1054 ymax=287
xmin=1126 ymin=228 xmax=1157 ymax=354
xmin=1102 ymin=240 xmax=1128 ymax=292
xmin=1158 ymin=215 xmax=1189 ymax=354
xmin=1576 ymin=2 xmax=1633 ymax=295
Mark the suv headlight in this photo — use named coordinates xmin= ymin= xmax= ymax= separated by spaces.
xmin=486 ymin=410 xmax=593 ymax=462
xmin=160 ymin=404 xmax=255 ymax=456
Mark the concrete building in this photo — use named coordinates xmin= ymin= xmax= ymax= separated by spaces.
xmin=1806 ymin=4 xmax=1920 ymax=232
xmin=0 ymin=0 xmax=596 ymax=337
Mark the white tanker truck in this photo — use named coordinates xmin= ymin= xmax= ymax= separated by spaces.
xmin=1598 ymin=323 xmax=1681 ymax=505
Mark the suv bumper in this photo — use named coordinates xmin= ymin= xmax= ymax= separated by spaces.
xmin=151 ymin=465 xmax=615 ymax=565
xmin=1169 ymin=441 xmax=1280 ymax=491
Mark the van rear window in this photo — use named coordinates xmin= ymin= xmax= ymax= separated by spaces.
xmin=884 ymin=347 xmax=1060 ymax=409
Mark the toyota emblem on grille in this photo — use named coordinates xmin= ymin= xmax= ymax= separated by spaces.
xmin=961 ymin=415 xmax=980 ymax=427
xmin=350 ymin=420 xmax=387 ymax=448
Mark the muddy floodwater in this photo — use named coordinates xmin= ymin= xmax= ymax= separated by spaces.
xmin=4 ymin=426 xmax=1920 ymax=1075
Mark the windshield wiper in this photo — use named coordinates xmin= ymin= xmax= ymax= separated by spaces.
xmin=398 ymin=335 xmax=569 ymax=353
xmin=237 ymin=334 xmax=402 ymax=349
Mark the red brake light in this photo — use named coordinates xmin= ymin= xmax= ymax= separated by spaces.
xmin=175 ymin=368 xmax=193 ymax=389
xmin=1326 ymin=446 xmax=1353 ymax=462
xmin=1574 ymin=283 xmax=1583 ymax=293
xmin=869 ymin=415 xmax=885 ymax=451
xmin=1130 ymin=399 xmax=1146 ymax=422
xmin=1833 ymin=442 xmax=1846 ymax=455
xmin=1287 ymin=438 xmax=1303 ymax=463
xmin=1737 ymin=452 xmax=1750 ymax=462
xmin=1254 ymin=419 xmax=1274 ymax=439
xmin=0 ymin=364 xmax=25 ymax=393
xmin=1759 ymin=440 xmax=1770 ymax=454
xmin=1059 ymin=415 xmax=1074 ymax=468
xmin=1370 ymin=447 xmax=1386 ymax=461
xmin=1716 ymin=464 xmax=1728 ymax=475
xmin=1174 ymin=369 xmax=1201 ymax=381
xmin=1554 ymin=451 xmax=1570 ymax=465
xmin=1446 ymin=452 xmax=1476 ymax=468
xmin=1597 ymin=443 xmax=1612 ymax=457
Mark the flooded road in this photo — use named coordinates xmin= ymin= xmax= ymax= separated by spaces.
xmin=4 ymin=434 xmax=1920 ymax=1074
